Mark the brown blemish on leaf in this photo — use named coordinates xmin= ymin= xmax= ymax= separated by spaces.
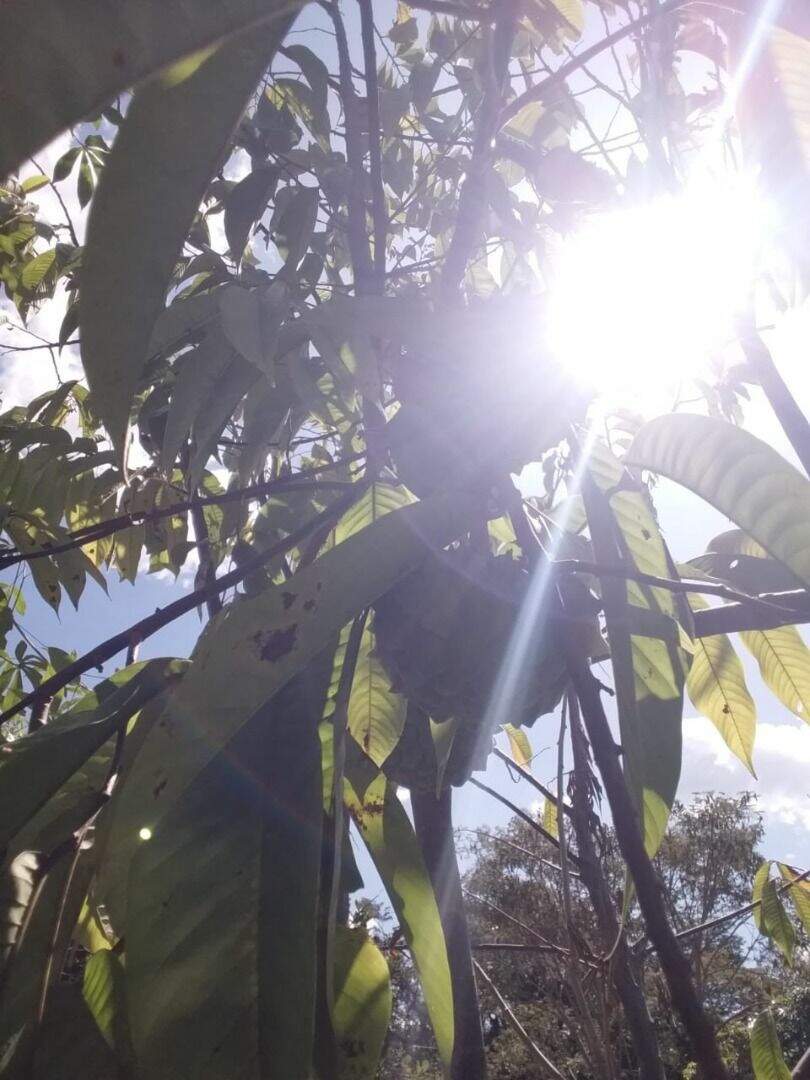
xmin=282 ymin=591 xmax=296 ymax=611
xmin=253 ymin=625 xmax=298 ymax=662
xmin=112 ymin=48 xmax=126 ymax=68
xmin=303 ymin=598 xmax=316 ymax=612
xmin=153 ymin=778 xmax=167 ymax=799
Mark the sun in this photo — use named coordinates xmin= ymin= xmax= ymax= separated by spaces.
xmin=546 ymin=177 xmax=770 ymax=396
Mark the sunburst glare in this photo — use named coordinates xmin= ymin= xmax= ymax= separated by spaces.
xmin=546 ymin=177 xmax=771 ymax=395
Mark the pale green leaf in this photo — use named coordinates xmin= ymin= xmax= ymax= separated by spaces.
xmin=345 ymin=772 xmax=454 ymax=1068
xmin=778 ymin=863 xmax=810 ymax=934
xmin=761 ymin=878 xmax=796 ymax=963
xmin=750 ymin=1010 xmax=792 ymax=1080
xmin=686 ymin=595 xmax=757 ymax=774
xmin=753 ymin=859 xmax=771 ymax=932
xmin=741 ymin=626 xmax=810 ymax=723
xmin=20 ymin=248 xmax=56 ymax=291
xmin=83 ymin=951 xmax=131 ymax=1057
xmin=542 ymin=796 xmax=559 ymax=840
xmin=80 ymin=17 xmax=295 ymax=459
xmin=503 ymin=723 xmax=532 ymax=769
xmin=627 ymin=414 xmax=810 ymax=586
xmin=332 ymin=926 xmax=392 ymax=1080
xmin=347 ymin=625 xmax=406 ymax=768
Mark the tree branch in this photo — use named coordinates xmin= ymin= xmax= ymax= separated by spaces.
xmin=0 ymin=487 xmax=362 ymax=730
xmin=440 ymin=0 xmax=517 ymax=295
xmin=473 ymin=959 xmax=567 ymax=1080
xmin=0 ymin=464 xmax=362 ymax=572
xmin=326 ymin=0 xmax=374 ymax=295
xmin=468 ymin=776 xmax=580 ymax=867
xmin=499 ymin=0 xmax=689 ymax=126
xmin=738 ymin=319 xmax=810 ymax=479
xmin=492 ymin=745 xmax=574 ymax=819
xmin=358 ymin=0 xmax=387 ymax=292
xmin=692 ymin=589 xmax=810 ymax=636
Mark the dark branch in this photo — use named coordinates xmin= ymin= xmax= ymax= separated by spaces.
xmin=358 ymin=0 xmax=387 ymax=292
xmin=692 ymin=589 xmax=810 ymax=636
xmin=0 ymin=487 xmax=362 ymax=730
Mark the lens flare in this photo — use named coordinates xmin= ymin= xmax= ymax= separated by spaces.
xmin=547 ymin=178 xmax=769 ymax=394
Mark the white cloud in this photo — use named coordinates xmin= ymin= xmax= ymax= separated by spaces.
xmin=682 ymin=715 xmax=810 ymax=834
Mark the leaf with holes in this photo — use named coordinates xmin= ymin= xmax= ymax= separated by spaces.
xmin=332 ymin=925 xmax=392 ymax=1080
xmin=347 ymin=623 xmax=406 ymax=768
xmin=686 ymin=595 xmax=757 ymax=773
xmin=100 ymin=492 xmax=474 ymax=925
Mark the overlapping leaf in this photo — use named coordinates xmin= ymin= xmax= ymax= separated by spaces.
xmin=81 ymin=16 xmax=295 ymax=460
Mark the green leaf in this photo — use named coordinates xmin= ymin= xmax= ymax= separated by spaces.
xmin=345 ymin=772 xmax=454 ymax=1069
xmin=627 ymin=414 xmax=810 ymax=586
xmin=750 ymin=1010 xmax=792 ymax=1080
xmin=503 ymin=723 xmax=532 ymax=769
xmin=685 ymin=595 xmax=757 ymax=774
xmin=125 ymin=668 xmax=328 ymax=1080
xmin=160 ymin=332 xmax=233 ymax=469
xmin=0 ymin=1 xmax=301 ymax=179
xmin=82 ymin=951 xmax=132 ymax=1057
xmin=347 ymin=624 xmax=407 ymax=768
xmin=0 ymin=660 xmax=181 ymax=854
xmin=332 ymin=926 xmax=392 ymax=1080
xmin=542 ymin=795 xmax=559 ymax=839
xmin=100 ymin=492 xmax=474 ymax=921
xmin=585 ymin=438 xmax=688 ymax=855
xmin=778 ymin=863 xmax=810 ymax=934
xmin=740 ymin=626 xmax=810 ymax=723
xmin=272 ymin=186 xmax=319 ymax=272
xmin=761 ymin=877 xmax=796 ymax=963
xmin=80 ymin=17 xmax=295 ymax=460
xmin=219 ymin=284 xmax=287 ymax=378
xmin=20 ymin=175 xmax=50 ymax=194
xmin=223 ymin=164 xmax=280 ymax=260
xmin=0 ymin=851 xmax=42 ymax=970
xmin=20 ymin=249 xmax=57 ymax=292
xmin=333 ymin=481 xmax=416 ymax=546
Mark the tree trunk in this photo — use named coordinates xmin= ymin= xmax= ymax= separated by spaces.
xmin=569 ymin=696 xmax=665 ymax=1080
xmin=411 ymin=785 xmax=487 ymax=1080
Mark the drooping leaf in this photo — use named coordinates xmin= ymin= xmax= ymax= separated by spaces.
xmin=160 ymin=331 xmax=233 ymax=469
xmin=347 ymin=624 xmax=407 ymax=768
xmin=740 ymin=626 xmax=810 ymax=723
xmin=0 ymin=1 xmax=302 ymax=178
xmin=0 ymin=851 xmax=43 ymax=971
xmin=778 ymin=863 xmax=810 ymax=934
xmin=126 ymin=666 xmax=328 ymax=1080
xmin=685 ymin=595 xmax=757 ymax=773
xmin=345 ymin=771 xmax=454 ymax=1069
xmin=80 ymin=16 xmax=295 ymax=460
xmin=100 ymin=492 xmax=474 ymax=922
xmin=585 ymin=437 xmax=688 ymax=855
xmin=627 ymin=414 xmax=810 ymax=586
xmin=752 ymin=859 xmax=771 ymax=932
xmin=761 ymin=877 xmax=796 ymax=963
xmin=542 ymin=795 xmax=559 ymax=840
xmin=0 ymin=659 xmax=182 ymax=854
xmin=223 ymin=164 xmax=280 ymax=260
xmin=503 ymin=723 xmax=532 ymax=769
xmin=749 ymin=1010 xmax=792 ymax=1080
xmin=82 ymin=951 xmax=132 ymax=1058
xmin=331 ymin=925 xmax=392 ymax=1080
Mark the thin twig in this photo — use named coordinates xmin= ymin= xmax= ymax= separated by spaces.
xmin=473 ymin=959 xmax=567 ymax=1079
xmin=0 ymin=487 xmax=363 ymax=729
xmin=493 ymin=745 xmax=573 ymax=820
xmin=468 ymin=776 xmax=580 ymax=867
xmin=358 ymin=0 xmax=387 ymax=291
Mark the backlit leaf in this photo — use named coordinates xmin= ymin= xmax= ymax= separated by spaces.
xmin=81 ymin=17 xmax=295 ymax=460
xmin=627 ymin=415 xmax=810 ymax=586
xmin=750 ymin=1010 xmax=792 ymax=1080
xmin=741 ymin=626 xmax=810 ymax=723
xmin=332 ymin=926 xmax=392 ymax=1079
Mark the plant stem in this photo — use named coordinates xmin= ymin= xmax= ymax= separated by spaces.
xmin=569 ymin=693 xmax=666 ymax=1080
xmin=563 ymin=646 xmax=731 ymax=1080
